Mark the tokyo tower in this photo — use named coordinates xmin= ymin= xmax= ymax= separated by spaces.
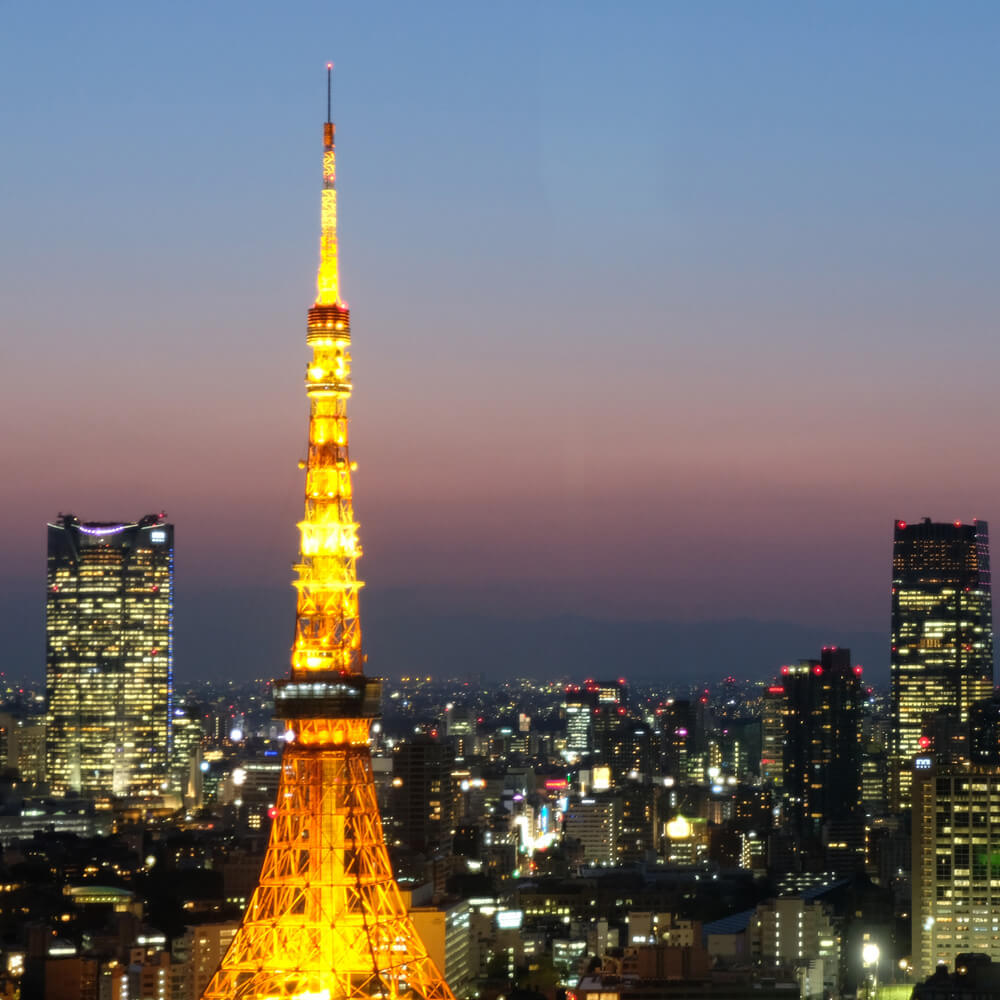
xmin=200 ymin=70 xmax=456 ymax=1000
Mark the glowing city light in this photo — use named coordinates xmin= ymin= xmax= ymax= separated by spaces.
xmin=76 ymin=523 xmax=128 ymax=536
xmin=666 ymin=816 xmax=692 ymax=839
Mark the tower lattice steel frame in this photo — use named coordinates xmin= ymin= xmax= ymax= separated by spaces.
xmin=200 ymin=72 xmax=456 ymax=1000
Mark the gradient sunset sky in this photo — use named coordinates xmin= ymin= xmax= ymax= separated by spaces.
xmin=3 ymin=3 xmax=1000 ymax=681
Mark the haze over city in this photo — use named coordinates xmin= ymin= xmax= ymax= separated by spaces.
xmin=4 ymin=2 xmax=1000 ymax=681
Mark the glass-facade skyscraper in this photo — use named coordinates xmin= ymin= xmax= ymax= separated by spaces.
xmin=46 ymin=513 xmax=174 ymax=798
xmin=890 ymin=518 xmax=993 ymax=809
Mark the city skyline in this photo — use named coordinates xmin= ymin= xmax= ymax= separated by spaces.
xmin=5 ymin=3 xmax=1000 ymax=681
xmin=5 ymin=10 xmax=1000 ymax=994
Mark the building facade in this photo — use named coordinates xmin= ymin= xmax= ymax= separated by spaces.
xmin=750 ymin=896 xmax=841 ymax=996
xmin=890 ymin=519 xmax=993 ymax=809
xmin=969 ymin=692 xmax=1000 ymax=765
xmin=563 ymin=685 xmax=597 ymax=757
xmin=760 ymin=683 xmax=786 ymax=790
xmin=564 ymin=796 xmax=618 ymax=865
xmin=408 ymin=899 xmax=473 ymax=1000
xmin=912 ymin=761 xmax=1000 ymax=977
xmin=46 ymin=514 xmax=174 ymax=798
xmin=775 ymin=648 xmax=863 ymax=834
xmin=388 ymin=735 xmax=457 ymax=855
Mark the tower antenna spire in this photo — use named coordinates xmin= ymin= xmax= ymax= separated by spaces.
xmin=317 ymin=62 xmax=339 ymax=302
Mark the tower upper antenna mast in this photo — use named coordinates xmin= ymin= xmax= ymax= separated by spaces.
xmin=327 ymin=62 xmax=332 ymax=123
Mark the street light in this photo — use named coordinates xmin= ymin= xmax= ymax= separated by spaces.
xmin=863 ymin=942 xmax=880 ymax=1000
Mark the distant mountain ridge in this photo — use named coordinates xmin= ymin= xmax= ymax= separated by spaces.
xmin=0 ymin=582 xmax=887 ymax=686
xmin=363 ymin=601 xmax=888 ymax=686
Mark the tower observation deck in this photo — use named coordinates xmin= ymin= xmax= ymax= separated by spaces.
xmin=200 ymin=70 xmax=456 ymax=1000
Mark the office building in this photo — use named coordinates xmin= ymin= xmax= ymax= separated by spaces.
xmin=168 ymin=701 xmax=204 ymax=810
xmin=173 ymin=920 xmax=240 ymax=1000
xmin=389 ymin=735 xmax=457 ymax=855
xmin=563 ymin=684 xmax=597 ymax=757
xmin=0 ymin=712 xmax=46 ymax=787
xmin=715 ymin=718 xmax=761 ymax=781
xmin=912 ymin=760 xmax=1000 ymax=977
xmin=408 ymin=897 xmax=473 ymax=1000
xmin=563 ymin=679 xmax=629 ymax=763
xmin=606 ymin=722 xmax=655 ymax=782
xmin=750 ymin=896 xmax=841 ymax=996
xmin=592 ymin=678 xmax=629 ymax=764
xmin=661 ymin=698 xmax=698 ymax=781
xmin=46 ymin=513 xmax=173 ymax=798
xmin=969 ymin=692 xmax=1000 ymax=765
xmin=564 ymin=796 xmax=618 ymax=866
xmin=760 ymin=683 xmax=785 ymax=789
xmin=775 ymin=647 xmax=863 ymax=833
xmin=891 ymin=518 xmax=993 ymax=808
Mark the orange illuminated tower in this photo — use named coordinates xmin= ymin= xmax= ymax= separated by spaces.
xmin=200 ymin=70 xmax=456 ymax=1000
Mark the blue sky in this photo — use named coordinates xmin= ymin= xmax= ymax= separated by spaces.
xmin=3 ymin=3 xmax=1000 ymax=679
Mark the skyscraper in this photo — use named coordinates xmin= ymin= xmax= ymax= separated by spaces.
xmin=912 ymin=759 xmax=1000 ymax=976
xmin=775 ymin=647 xmax=863 ymax=834
xmin=890 ymin=518 xmax=993 ymax=809
xmin=200 ymin=73 xmax=453 ymax=1000
xmin=46 ymin=513 xmax=173 ymax=798
xmin=388 ymin=735 xmax=457 ymax=855
xmin=760 ymin=682 xmax=786 ymax=790
xmin=562 ymin=683 xmax=597 ymax=757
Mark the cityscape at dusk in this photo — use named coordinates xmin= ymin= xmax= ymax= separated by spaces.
xmin=5 ymin=3 xmax=1000 ymax=681
xmin=4 ymin=3 xmax=1000 ymax=999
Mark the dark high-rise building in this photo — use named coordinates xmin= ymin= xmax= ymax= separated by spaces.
xmin=389 ymin=735 xmax=456 ymax=855
xmin=970 ymin=693 xmax=1000 ymax=765
xmin=776 ymin=647 xmax=863 ymax=833
xmin=591 ymin=678 xmax=629 ymax=765
xmin=563 ymin=678 xmax=629 ymax=764
xmin=890 ymin=518 xmax=993 ymax=808
xmin=716 ymin=718 xmax=762 ymax=780
xmin=660 ymin=698 xmax=697 ymax=779
xmin=607 ymin=721 xmax=655 ymax=781
xmin=46 ymin=514 xmax=173 ymax=798
xmin=615 ymin=783 xmax=657 ymax=862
